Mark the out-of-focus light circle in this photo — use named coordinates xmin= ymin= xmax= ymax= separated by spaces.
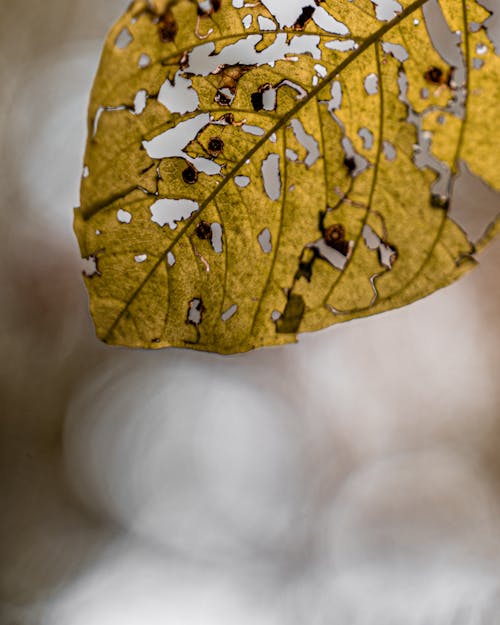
xmin=64 ymin=350 xmax=316 ymax=561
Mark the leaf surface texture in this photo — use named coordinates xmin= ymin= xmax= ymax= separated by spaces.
xmin=75 ymin=0 xmax=500 ymax=353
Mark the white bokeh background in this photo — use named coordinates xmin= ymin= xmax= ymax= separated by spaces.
xmin=1 ymin=1 xmax=500 ymax=624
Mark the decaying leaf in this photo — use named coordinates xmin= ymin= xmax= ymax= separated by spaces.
xmin=75 ymin=0 xmax=500 ymax=354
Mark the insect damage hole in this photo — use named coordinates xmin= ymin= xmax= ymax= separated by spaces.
xmin=258 ymin=228 xmax=272 ymax=253
xmin=293 ymin=5 xmax=315 ymax=30
xmin=138 ymin=53 xmax=151 ymax=68
xmin=187 ymin=298 xmax=205 ymax=325
xmin=383 ymin=141 xmax=397 ymax=161
xmin=261 ymin=153 xmax=281 ymax=201
xmin=221 ymin=304 xmax=238 ymax=321
xmin=251 ymin=84 xmax=277 ymax=112
xmin=81 ymin=255 xmax=99 ymax=277
xmin=115 ymin=28 xmax=133 ymax=49
xmin=117 ymin=209 xmax=132 ymax=223
xmin=158 ymin=71 xmax=199 ymax=114
xmin=358 ymin=127 xmax=374 ymax=150
xmin=290 ymin=119 xmax=320 ymax=167
xmin=364 ymin=73 xmax=379 ymax=95
xmin=207 ymin=137 xmax=224 ymax=157
xmin=370 ymin=0 xmax=402 ymax=22
xmin=150 ymin=198 xmax=200 ymax=229
xmin=182 ymin=164 xmax=198 ymax=184
xmin=234 ymin=175 xmax=250 ymax=188
xmin=133 ymin=90 xmax=147 ymax=115
xmin=211 ymin=222 xmax=223 ymax=253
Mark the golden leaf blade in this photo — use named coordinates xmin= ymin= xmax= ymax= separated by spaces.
xmin=76 ymin=0 xmax=500 ymax=354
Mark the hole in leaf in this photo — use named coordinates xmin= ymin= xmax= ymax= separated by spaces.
xmin=358 ymin=127 xmax=374 ymax=150
xmin=381 ymin=41 xmax=409 ymax=62
xmin=81 ymin=255 xmax=99 ymax=277
xmin=211 ymin=222 xmax=224 ymax=253
xmin=242 ymin=14 xmax=252 ymax=29
xmin=115 ymin=28 xmax=133 ymax=49
xmin=158 ymin=71 xmax=199 ymax=114
xmin=187 ymin=298 xmax=205 ymax=325
xmin=221 ymin=304 xmax=238 ymax=321
xmin=138 ymin=53 xmax=151 ymax=68
xmin=290 ymin=119 xmax=320 ymax=167
xmin=383 ymin=141 xmax=397 ymax=161
xmin=370 ymin=0 xmax=402 ymax=22
xmin=364 ymin=73 xmax=379 ymax=95
xmin=258 ymin=15 xmax=277 ymax=30
xmin=234 ymin=175 xmax=251 ymax=187
xmin=242 ymin=123 xmax=265 ymax=136
xmin=258 ymin=227 xmax=272 ymax=253
xmin=150 ymin=198 xmax=200 ymax=230
xmin=117 ymin=209 xmax=132 ymax=224
xmin=312 ymin=6 xmax=349 ymax=35
xmin=293 ymin=5 xmax=315 ymax=30
xmin=133 ymin=89 xmax=147 ymax=115
xmin=261 ymin=153 xmax=281 ymax=201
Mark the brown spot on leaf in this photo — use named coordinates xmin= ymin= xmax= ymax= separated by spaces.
xmin=250 ymin=83 xmax=273 ymax=112
xmin=324 ymin=224 xmax=350 ymax=256
xmin=276 ymin=294 xmax=305 ymax=334
xmin=158 ymin=10 xmax=177 ymax=42
xmin=215 ymin=90 xmax=233 ymax=106
xmin=293 ymin=5 xmax=315 ymax=30
xmin=251 ymin=91 xmax=264 ymax=111
xmin=424 ymin=66 xmax=452 ymax=86
xmin=195 ymin=220 xmax=213 ymax=241
xmin=213 ymin=64 xmax=253 ymax=105
xmin=182 ymin=164 xmax=198 ymax=184
xmin=343 ymin=156 xmax=356 ymax=173
xmin=431 ymin=193 xmax=450 ymax=210
xmin=208 ymin=137 xmax=224 ymax=156
xmin=197 ymin=0 xmax=222 ymax=16
xmin=221 ymin=112 xmax=235 ymax=124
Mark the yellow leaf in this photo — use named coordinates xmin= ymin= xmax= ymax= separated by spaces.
xmin=75 ymin=0 xmax=500 ymax=354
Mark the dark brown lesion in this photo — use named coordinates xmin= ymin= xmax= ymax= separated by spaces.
xmin=207 ymin=137 xmax=224 ymax=157
xmin=158 ymin=8 xmax=178 ymax=42
xmin=430 ymin=193 xmax=450 ymax=210
xmin=424 ymin=65 xmax=453 ymax=87
xmin=197 ymin=0 xmax=221 ymax=16
xmin=276 ymin=294 xmax=305 ymax=334
xmin=213 ymin=64 xmax=253 ymax=107
xmin=182 ymin=164 xmax=199 ymax=184
xmin=275 ymin=209 xmax=351 ymax=334
xmin=293 ymin=5 xmax=315 ymax=30
xmin=343 ymin=156 xmax=356 ymax=174
xmin=250 ymin=83 xmax=273 ymax=112
xmin=323 ymin=223 xmax=350 ymax=256
xmin=195 ymin=220 xmax=213 ymax=241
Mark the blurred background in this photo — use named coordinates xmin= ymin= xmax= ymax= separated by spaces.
xmin=1 ymin=1 xmax=500 ymax=623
